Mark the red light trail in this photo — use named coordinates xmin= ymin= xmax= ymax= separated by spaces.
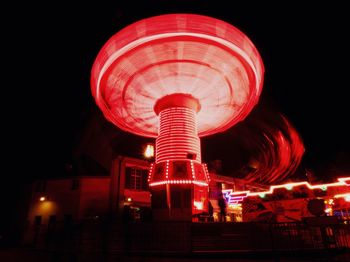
xmin=242 ymin=113 xmax=305 ymax=184
xmin=91 ymin=14 xmax=264 ymax=138
xmin=223 ymin=177 xmax=350 ymax=206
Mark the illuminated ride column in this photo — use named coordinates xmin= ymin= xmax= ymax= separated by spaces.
xmin=90 ymin=14 xmax=264 ymax=221
xmin=155 ymin=94 xmax=201 ymax=164
xmin=149 ymin=93 xmax=209 ymax=220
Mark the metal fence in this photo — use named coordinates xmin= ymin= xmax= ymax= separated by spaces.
xmin=23 ymin=219 xmax=350 ymax=254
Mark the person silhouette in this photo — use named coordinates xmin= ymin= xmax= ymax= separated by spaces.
xmin=208 ymin=200 xmax=214 ymax=222
xmin=218 ymin=193 xmax=227 ymax=222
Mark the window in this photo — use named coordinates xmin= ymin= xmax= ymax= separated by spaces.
xmin=71 ymin=179 xmax=80 ymax=190
xmin=125 ymin=167 xmax=149 ymax=190
xmin=173 ymin=162 xmax=187 ymax=179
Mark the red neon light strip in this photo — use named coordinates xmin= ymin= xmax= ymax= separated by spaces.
xmin=165 ymin=160 xmax=169 ymax=179
xmin=223 ymin=177 xmax=350 ymax=205
xmin=248 ymin=177 xmax=350 ymax=197
xmin=203 ymin=163 xmax=210 ymax=182
xmin=149 ymin=180 xmax=208 ymax=187
xmin=147 ymin=163 xmax=154 ymax=182
xmin=190 ymin=161 xmax=195 ymax=179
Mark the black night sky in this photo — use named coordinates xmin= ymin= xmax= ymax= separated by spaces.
xmin=6 ymin=1 xmax=350 ymax=184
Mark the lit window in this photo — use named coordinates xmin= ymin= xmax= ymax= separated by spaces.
xmin=125 ymin=167 xmax=148 ymax=190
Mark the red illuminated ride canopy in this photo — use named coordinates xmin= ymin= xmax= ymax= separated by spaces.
xmin=91 ymin=14 xmax=264 ymax=138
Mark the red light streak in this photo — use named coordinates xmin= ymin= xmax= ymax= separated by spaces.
xmin=242 ymin=113 xmax=305 ymax=184
xmin=223 ymin=177 xmax=350 ymax=205
xmin=149 ymin=179 xmax=208 ymax=187
xmin=334 ymin=193 xmax=350 ymax=202
xmin=91 ymin=14 xmax=264 ymax=138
